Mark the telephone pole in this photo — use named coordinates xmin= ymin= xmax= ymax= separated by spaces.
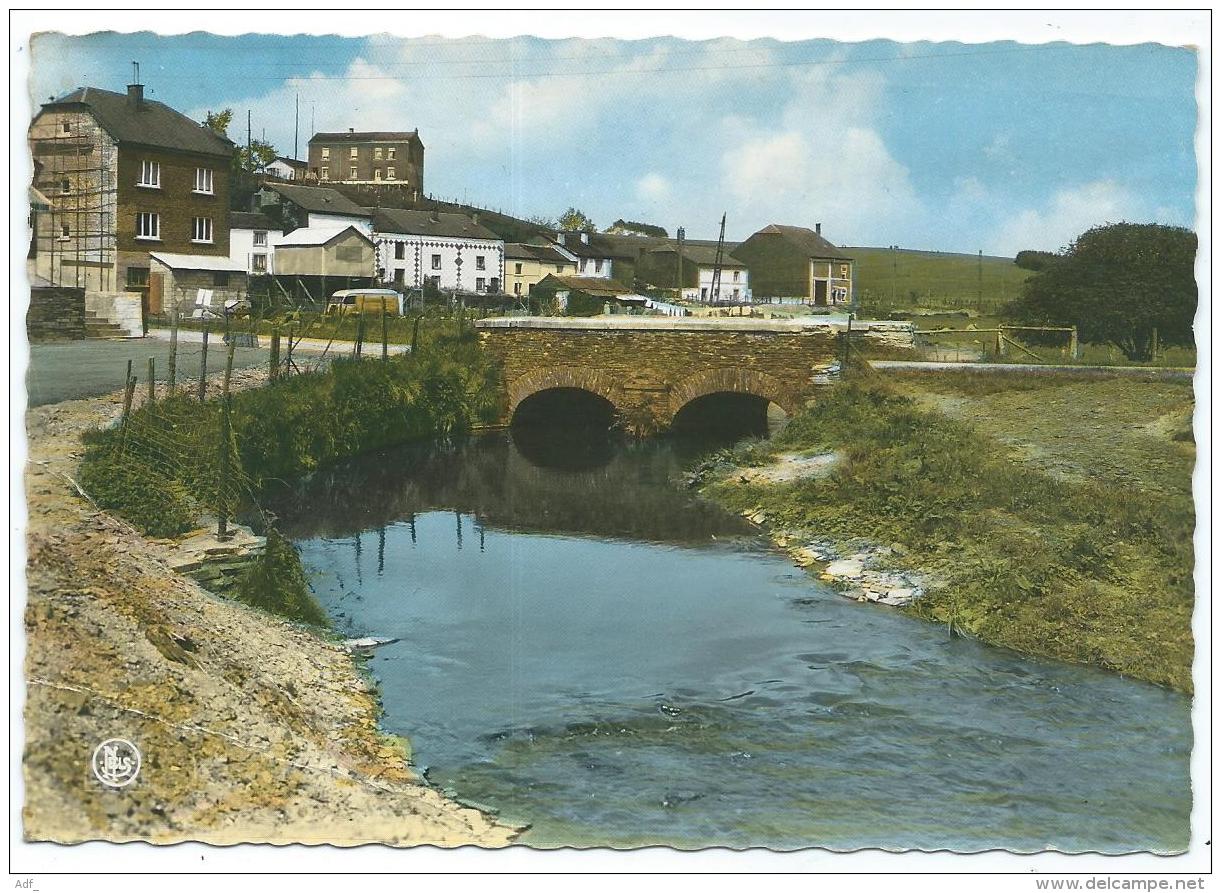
xmin=676 ymin=226 xmax=685 ymax=301
xmin=246 ymin=109 xmax=252 ymax=172
xmin=710 ymin=213 xmax=727 ymax=304
xmin=294 ymin=92 xmax=300 ymax=160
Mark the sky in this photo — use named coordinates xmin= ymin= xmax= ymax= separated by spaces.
xmin=26 ymin=30 xmax=1199 ymax=255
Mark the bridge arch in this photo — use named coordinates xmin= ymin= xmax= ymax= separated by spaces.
xmin=667 ymin=367 xmax=802 ymax=424
xmin=507 ymin=366 xmax=627 ymax=419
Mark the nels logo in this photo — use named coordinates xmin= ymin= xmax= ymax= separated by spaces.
xmin=91 ymin=738 xmax=141 ymax=788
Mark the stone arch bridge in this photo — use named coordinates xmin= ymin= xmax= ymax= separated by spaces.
xmin=475 ymin=316 xmax=913 ymax=431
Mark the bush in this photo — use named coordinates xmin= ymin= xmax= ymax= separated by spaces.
xmin=77 ymin=455 xmax=198 ymax=537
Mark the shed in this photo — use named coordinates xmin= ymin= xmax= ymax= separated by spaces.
xmin=148 ymin=252 xmax=248 ymax=318
xmin=274 ymin=226 xmax=376 ymax=278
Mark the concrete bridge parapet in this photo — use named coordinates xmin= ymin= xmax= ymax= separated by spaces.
xmin=475 ymin=315 xmax=914 ymax=430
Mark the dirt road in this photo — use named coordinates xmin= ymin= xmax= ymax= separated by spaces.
xmin=21 ymin=372 xmax=516 ymax=847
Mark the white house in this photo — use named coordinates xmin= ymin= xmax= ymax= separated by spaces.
xmin=370 ymin=208 xmax=503 ymax=293
xmin=265 ymin=156 xmax=307 ymax=181
xmin=550 ymin=231 xmax=615 ymax=279
xmin=256 ymin=182 xmax=373 ymax=235
xmin=228 ymin=211 xmax=283 ymax=275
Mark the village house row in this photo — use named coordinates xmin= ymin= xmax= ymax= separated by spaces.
xmin=28 ymin=82 xmax=854 ymax=323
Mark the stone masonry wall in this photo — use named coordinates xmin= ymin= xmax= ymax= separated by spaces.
xmin=27 ymin=286 xmax=86 ymax=341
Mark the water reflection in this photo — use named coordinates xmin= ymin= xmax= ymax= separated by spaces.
xmin=270 ymin=431 xmax=757 ymax=545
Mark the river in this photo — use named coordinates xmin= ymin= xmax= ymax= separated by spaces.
xmin=271 ymin=429 xmax=1191 ymax=853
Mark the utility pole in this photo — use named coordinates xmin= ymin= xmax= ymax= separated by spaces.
xmin=246 ymin=109 xmax=252 ymax=172
xmin=294 ymin=92 xmax=300 ymax=160
xmin=676 ymin=226 xmax=685 ymax=301
xmin=710 ymin=213 xmax=727 ymax=304
xmin=891 ymin=245 xmax=898 ymax=304
xmin=977 ymin=249 xmax=984 ymax=313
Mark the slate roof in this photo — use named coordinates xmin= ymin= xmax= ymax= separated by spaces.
xmin=263 ymin=183 xmax=370 ymax=218
xmin=39 ymin=87 xmax=235 ymax=158
xmin=647 ymin=242 xmax=748 ymax=267
xmin=536 ymin=274 xmax=634 ymax=297
xmin=370 ymin=208 xmax=500 ymax=241
xmin=274 ymin=156 xmax=308 ymax=168
xmin=229 ymin=211 xmax=279 ymax=231
xmin=749 ymin=224 xmax=851 ymax=260
xmin=310 ymin=130 xmax=422 ymax=145
xmin=505 ymin=242 xmax=575 ymax=265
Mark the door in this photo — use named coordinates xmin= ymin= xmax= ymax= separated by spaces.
xmin=814 ymin=279 xmax=828 ymax=306
xmin=148 ymin=272 xmax=164 ymax=316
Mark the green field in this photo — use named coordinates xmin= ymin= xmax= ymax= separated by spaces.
xmin=847 ymin=246 xmax=1034 ymax=313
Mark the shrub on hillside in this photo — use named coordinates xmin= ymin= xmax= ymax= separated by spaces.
xmin=77 ymin=455 xmax=198 ymax=537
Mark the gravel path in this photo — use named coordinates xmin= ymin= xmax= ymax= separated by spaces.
xmin=20 ymin=371 xmax=516 ymax=847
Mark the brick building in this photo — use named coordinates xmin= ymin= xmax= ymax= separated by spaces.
xmin=307 ymin=129 xmax=424 ymax=198
xmin=732 ymin=223 xmax=854 ymax=305
xmin=28 ymin=83 xmax=236 ymax=298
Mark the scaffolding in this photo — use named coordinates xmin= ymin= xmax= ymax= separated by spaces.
xmin=29 ymin=106 xmax=117 ymax=291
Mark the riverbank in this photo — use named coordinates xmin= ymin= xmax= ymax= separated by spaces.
xmin=693 ymin=368 xmax=1195 ymax=692
xmin=22 ymin=376 xmax=516 ymax=846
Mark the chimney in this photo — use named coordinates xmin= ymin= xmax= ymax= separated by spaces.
xmin=580 ymin=231 xmax=589 ymax=245
xmin=815 ymin=222 xmax=822 ymax=235
xmin=556 ymin=231 xmax=565 ymax=245
xmin=348 ymin=127 xmax=354 ymax=134
xmin=126 ymin=83 xmax=144 ymax=108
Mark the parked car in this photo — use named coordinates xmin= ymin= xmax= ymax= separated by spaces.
xmin=325 ymin=288 xmax=405 ymax=316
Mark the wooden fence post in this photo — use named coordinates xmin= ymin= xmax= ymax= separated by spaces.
xmin=1069 ymin=326 xmax=1079 ymax=360
xmin=217 ymin=394 xmax=232 ymax=541
xmin=411 ymin=314 xmax=421 ymax=355
xmin=147 ymin=357 xmax=155 ymax=405
xmin=118 ymin=361 xmax=135 ymax=456
xmin=223 ymin=337 xmax=236 ymax=398
xmin=197 ymin=323 xmax=210 ymax=401
xmin=269 ymin=328 xmax=281 ymax=380
xmin=381 ymin=304 xmax=389 ymax=361
xmin=167 ymin=305 xmax=179 ymax=393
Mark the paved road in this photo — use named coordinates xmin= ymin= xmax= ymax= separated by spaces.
xmin=24 ymin=338 xmax=271 ymax=407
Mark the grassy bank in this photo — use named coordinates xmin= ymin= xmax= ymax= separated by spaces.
xmin=701 ymin=369 xmax=1195 ymax=691
xmin=77 ymin=330 xmax=501 ymax=624
xmin=848 ymin=246 xmax=1032 ymax=313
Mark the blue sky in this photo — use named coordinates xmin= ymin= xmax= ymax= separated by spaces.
xmin=28 ymin=31 xmax=1198 ymax=254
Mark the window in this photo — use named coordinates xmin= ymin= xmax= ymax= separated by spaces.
xmin=320 ymin=166 xmax=329 ymax=180
xmin=350 ymin=146 xmax=359 ymax=158
xmin=514 ymin=282 xmax=522 ymax=295
xmin=321 ymin=147 xmax=330 ymax=159
xmin=556 ymin=265 xmax=563 ymax=274
xmin=126 ymin=266 xmax=150 ymax=289
xmin=61 ymin=121 xmax=71 ymax=133
xmin=580 ymin=259 xmax=588 ymax=272
xmin=387 ymin=147 xmax=396 ymax=160
xmin=840 ymin=264 xmax=849 ymax=279
xmin=253 ymin=230 xmax=267 ymax=247
xmin=732 ymin=270 xmax=740 ymax=282
xmin=476 ymin=255 xmax=486 ymax=271
xmin=732 ymin=288 xmax=740 ymax=298
xmin=213 ymin=271 xmax=230 ymax=287
xmin=594 ymin=259 xmax=603 ymax=274
xmin=135 ymin=211 xmax=160 ymax=240
xmin=394 ymin=243 xmax=405 ymax=260
xmin=374 ymin=169 xmax=382 ymax=181
xmin=137 ymin=159 xmax=160 ymax=188
xmin=431 ymin=254 xmax=441 ymax=270
xmin=394 ymin=268 xmax=405 ymax=285
xmin=252 ymin=253 xmax=267 ymax=272
xmin=58 ymin=222 xmax=70 ymax=241
xmin=374 ymin=147 xmax=383 ymax=160
xmin=514 ymin=262 xmax=523 ymax=275
xmin=60 ymin=179 xmax=71 ymax=194
xmin=192 ymin=217 xmax=213 ymax=243
xmin=476 ymin=277 xmax=486 ymax=292
xmin=386 ymin=166 xmax=395 ymax=180
xmin=194 ymin=167 xmax=214 ymax=194
xmin=350 ymin=165 xmax=358 ymax=180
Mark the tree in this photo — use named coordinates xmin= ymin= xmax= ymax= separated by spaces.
xmin=1003 ymin=223 xmax=1197 ymax=361
xmin=1014 ymin=249 xmax=1059 ymax=272
xmin=204 ymin=109 xmax=234 ymax=137
xmin=605 ymin=219 xmax=667 ymax=238
xmin=557 ymin=207 xmax=596 ymax=232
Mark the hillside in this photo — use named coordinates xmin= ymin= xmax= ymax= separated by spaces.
xmin=846 ymin=246 xmax=1033 ymax=312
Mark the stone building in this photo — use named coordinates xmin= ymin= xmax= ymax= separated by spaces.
xmin=307 ymin=129 xmax=424 ymax=198
xmin=732 ymin=223 xmax=854 ymax=306
xmin=637 ymin=241 xmax=752 ymax=303
xmin=28 ymin=83 xmax=236 ymax=298
xmin=149 ymin=251 xmax=248 ymax=318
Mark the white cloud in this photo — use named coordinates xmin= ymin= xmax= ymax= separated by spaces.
xmin=634 ymin=172 xmax=672 ymax=202
xmin=718 ymin=63 xmax=920 ymax=243
xmin=988 ymin=179 xmax=1171 ymax=255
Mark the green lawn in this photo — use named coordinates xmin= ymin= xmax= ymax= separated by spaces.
xmin=847 ymin=246 xmax=1034 ymax=314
